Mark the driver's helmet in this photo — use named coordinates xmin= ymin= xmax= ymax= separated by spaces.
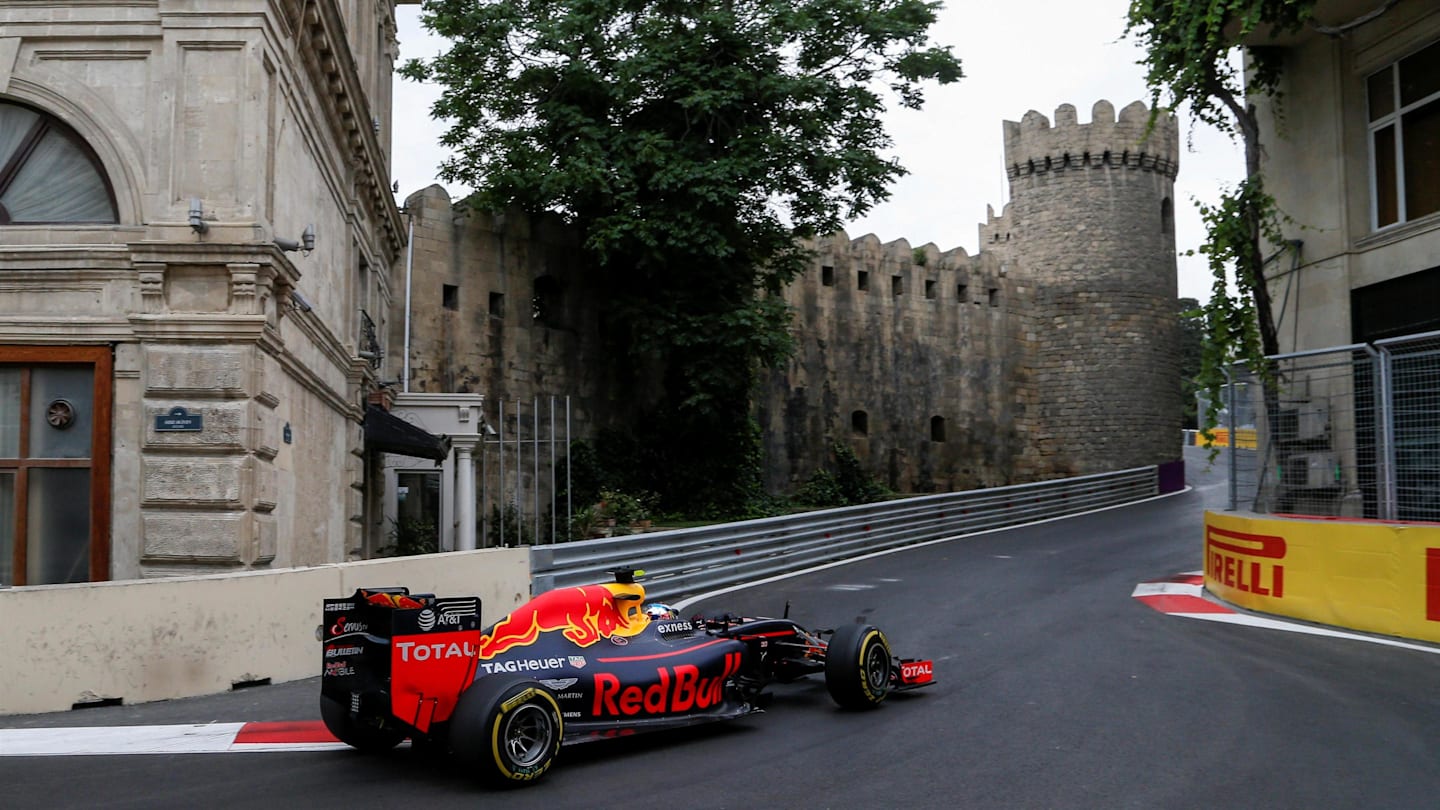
xmin=643 ymin=603 xmax=678 ymax=620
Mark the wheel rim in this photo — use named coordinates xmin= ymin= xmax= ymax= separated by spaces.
xmin=502 ymin=703 xmax=555 ymax=768
xmin=864 ymin=641 xmax=890 ymax=692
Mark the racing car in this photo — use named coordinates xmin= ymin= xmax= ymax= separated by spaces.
xmin=319 ymin=569 xmax=933 ymax=785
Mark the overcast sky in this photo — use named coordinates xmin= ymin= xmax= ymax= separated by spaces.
xmin=390 ymin=0 xmax=1244 ymax=303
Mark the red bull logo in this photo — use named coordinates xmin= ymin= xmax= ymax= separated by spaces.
xmin=477 ymin=585 xmax=648 ymax=660
xmin=592 ymin=653 xmax=743 ymax=716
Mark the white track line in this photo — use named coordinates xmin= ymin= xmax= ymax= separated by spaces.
xmin=0 ymin=723 xmax=247 ymax=756
xmin=1132 ymin=574 xmax=1440 ymax=656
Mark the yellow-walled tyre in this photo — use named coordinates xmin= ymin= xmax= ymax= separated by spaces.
xmin=451 ymin=675 xmax=563 ymax=786
xmin=824 ymin=624 xmax=892 ymax=709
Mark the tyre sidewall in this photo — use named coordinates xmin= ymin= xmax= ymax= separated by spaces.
xmin=451 ymin=675 xmax=563 ymax=785
xmin=825 ymin=624 xmax=892 ymax=709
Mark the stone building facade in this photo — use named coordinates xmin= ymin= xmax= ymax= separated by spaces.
xmin=396 ymin=99 xmax=1182 ymax=506
xmin=1 ymin=1 xmax=411 ymax=585
xmin=1245 ymin=0 xmax=1440 ymax=349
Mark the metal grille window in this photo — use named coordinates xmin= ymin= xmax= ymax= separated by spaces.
xmin=1367 ymin=38 xmax=1440 ymax=229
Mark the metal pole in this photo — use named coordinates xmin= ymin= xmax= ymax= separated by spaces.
xmin=1377 ymin=344 xmax=1398 ymax=520
xmin=1226 ymin=366 xmax=1237 ymax=511
xmin=402 ymin=217 xmax=414 ymax=393
xmin=516 ymin=399 xmax=522 ymax=547
xmin=566 ymin=396 xmax=572 ymax=542
xmin=549 ymin=395 xmax=557 ymax=544
xmin=533 ymin=396 xmax=540 ymax=545
xmin=481 ymin=432 xmax=488 ymax=549
xmin=498 ymin=400 xmax=505 ymax=546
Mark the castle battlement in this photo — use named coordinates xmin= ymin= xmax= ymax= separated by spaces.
xmin=978 ymin=203 xmax=1014 ymax=253
xmin=1002 ymin=100 xmax=1179 ymax=181
xmin=818 ymin=230 xmax=977 ymax=271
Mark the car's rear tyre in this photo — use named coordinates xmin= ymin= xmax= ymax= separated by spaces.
xmin=319 ymin=694 xmax=407 ymax=753
xmin=450 ymin=675 xmax=563 ymax=786
xmin=824 ymin=624 xmax=892 ymax=709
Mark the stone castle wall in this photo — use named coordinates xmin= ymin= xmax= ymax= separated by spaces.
xmin=758 ymin=233 xmax=1021 ymax=493
xmin=394 ymin=187 xmax=619 ymax=442
xmin=394 ymin=100 xmax=1182 ymax=498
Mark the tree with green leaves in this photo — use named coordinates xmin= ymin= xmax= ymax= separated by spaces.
xmin=403 ymin=0 xmax=961 ymax=516
xmin=1124 ymin=0 xmax=1317 ymax=435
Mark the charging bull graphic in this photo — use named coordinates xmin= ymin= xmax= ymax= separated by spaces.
xmin=321 ymin=569 xmax=932 ymax=787
xmin=477 ymin=582 xmax=651 ymax=659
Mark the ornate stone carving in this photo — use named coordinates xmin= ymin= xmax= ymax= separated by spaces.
xmin=136 ymin=262 xmax=165 ymax=313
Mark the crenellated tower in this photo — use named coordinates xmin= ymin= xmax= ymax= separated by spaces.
xmin=1004 ymin=100 xmax=1181 ymax=477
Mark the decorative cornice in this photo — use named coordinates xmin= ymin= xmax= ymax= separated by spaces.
xmin=127 ymin=241 xmax=303 ymax=291
xmin=294 ymin=0 xmax=405 ymax=261
xmin=127 ymin=314 xmax=269 ymax=342
xmin=0 ymin=320 xmax=134 ymax=343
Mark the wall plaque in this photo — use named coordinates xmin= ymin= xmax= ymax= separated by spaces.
xmin=155 ymin=406 xmax=204 ymax=432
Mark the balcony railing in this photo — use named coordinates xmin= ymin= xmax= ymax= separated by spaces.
xmin=359 ymin=309 xmax=382 ymax=368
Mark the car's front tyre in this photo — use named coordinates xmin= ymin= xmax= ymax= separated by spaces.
xmin=450 ymin=675 xmax=563 ymax=786
xmin=824 ymin=624 xmax=892 ymax=709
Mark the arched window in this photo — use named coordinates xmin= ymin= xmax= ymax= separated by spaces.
xmin=1160 ymin=196 xmax=1175 ymax=238
xmin=0 ymin=101 xmax=118 ymax=225
xmin=851 ymin=410 xmax=868 ymax=436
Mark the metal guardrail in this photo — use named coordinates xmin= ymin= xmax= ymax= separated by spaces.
xmin=531 ymin=466 xmax=1158 ymax=602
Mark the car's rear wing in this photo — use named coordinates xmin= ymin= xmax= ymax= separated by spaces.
xmin=321 ymin=587 xmax=483 ymax=734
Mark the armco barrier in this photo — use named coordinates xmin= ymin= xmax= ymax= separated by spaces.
xmin=533 ymin=467 xmax=1160 ymax=602
xmin=0 ymin=548 xmax=529 ymax=716
xmin=1203 ymin=510 xmax=1440 ymax=644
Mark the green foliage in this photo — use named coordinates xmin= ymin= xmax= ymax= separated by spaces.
xmin=566 ymin=423 xmax=776 ymax=521
xmin=795 ymin=469 xmax=846 ymax=507
xmin=1125 ymin=0 xmax=1317 ymax=439
xmin=488 ymin=504 xmax=535 ymax=546
xmin=566 ymin=505 xmax=603 ymax=541
xmin=562 ymin=439 xmax=606 ymax=512
xmin=831 ymin=441 xmax=890 ymax=504
xmin=596 ymin=489 xmax=655 ymax=525
xmin=1123 ymin=1 xmax=1314 ymax=134
xmin=1187 ymin=179 xmax=1292 ymax=434
xmin=794 ymin=441 xmax=889 ymax=507
xmin=404 ymin=0 xmax=960 ymax=508
xmin=912 ymin=247 xmax=928 ymax=266
xmin=405 ymin=0 xmax=962 ymax=256
xmin=377 ymin=518 xmax=438 ymax=557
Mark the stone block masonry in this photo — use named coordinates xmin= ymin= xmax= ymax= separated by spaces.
xmin=397 ymin=100 xmax=1182 ymax=497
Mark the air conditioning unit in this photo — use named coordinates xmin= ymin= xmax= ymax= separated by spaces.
xmin=1280 ymin=452 xmax=1339 ymax=489
xmin=1273 ymin=400 xmax=1329 ymax=443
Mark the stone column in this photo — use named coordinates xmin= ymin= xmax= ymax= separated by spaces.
xmin=453 ymin=436 xmax=479 ymax=551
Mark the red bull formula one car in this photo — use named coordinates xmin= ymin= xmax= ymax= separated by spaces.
xmin=319 ymin=569 xmax=933 ymax=785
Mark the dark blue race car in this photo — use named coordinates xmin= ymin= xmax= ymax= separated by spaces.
xmin=320 ymin=569 xmax=934 ymax=785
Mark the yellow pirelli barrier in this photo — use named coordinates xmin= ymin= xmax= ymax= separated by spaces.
xmin=1195 ymin=428 xmax=1257 ymax=449
xmin=1204 ymin=511 xmax=1440 ymax=644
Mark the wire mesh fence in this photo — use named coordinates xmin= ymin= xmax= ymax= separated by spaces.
xmin=1221 ymin=330 xmax=1440 ymax=521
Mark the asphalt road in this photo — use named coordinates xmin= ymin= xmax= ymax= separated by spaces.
xmin=6 ymin=447 xmax=1440 ymax=809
